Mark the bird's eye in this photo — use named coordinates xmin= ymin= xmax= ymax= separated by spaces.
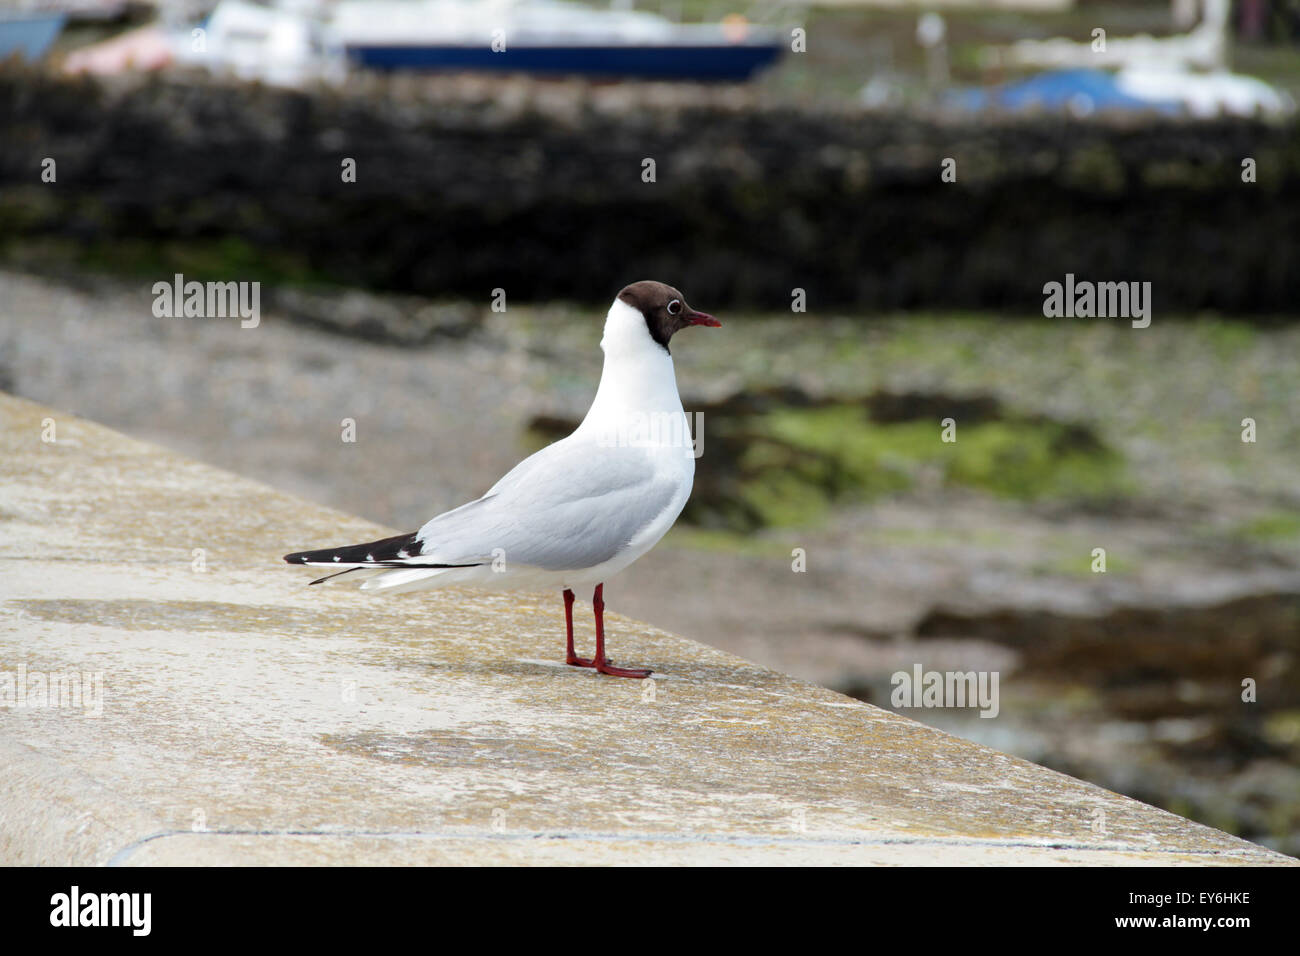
xmin=667 ymin=299 xmax=682 ymax=315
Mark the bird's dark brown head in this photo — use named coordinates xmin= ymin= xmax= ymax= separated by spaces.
xmin=617 ymin=280 xmax=720 ymax=353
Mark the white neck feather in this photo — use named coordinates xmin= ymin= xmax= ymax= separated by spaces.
xmin=577 ymin=298 xmax=684 ymax=436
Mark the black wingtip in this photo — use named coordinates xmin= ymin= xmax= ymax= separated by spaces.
xmin=283 ymin=532 xmax=423 ymax=569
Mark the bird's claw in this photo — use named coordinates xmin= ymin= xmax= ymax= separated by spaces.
xmin=566 ymin=654 xmax=615 ymax=669
xmin=594 ymin=661 xmax=653 ymax=679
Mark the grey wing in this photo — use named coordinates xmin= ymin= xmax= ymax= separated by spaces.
xmin=414 ymin=440 xmax=682 ymax=571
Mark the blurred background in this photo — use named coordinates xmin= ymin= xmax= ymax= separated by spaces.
xmin=1 ymin=0 xmax=1298 ymax=855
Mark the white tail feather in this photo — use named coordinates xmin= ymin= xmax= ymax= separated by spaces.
xmin=359 ymin=567 xmax=452 ymax=594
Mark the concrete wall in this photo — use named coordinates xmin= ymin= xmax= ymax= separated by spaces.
xmin=0 ymin=392 xmax=1293 ymax=864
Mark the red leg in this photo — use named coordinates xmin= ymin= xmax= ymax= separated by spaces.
xmin=563 ymin=588 xmax=597 ymax=668
xmin=592 ymin=583 xmax=652 ymax=678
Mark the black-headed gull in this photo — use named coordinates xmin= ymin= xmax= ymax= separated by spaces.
xmin=285 ymin=281 xmax=720 ymax=677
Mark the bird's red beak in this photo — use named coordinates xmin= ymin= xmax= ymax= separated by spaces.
xmin=685 ymin=309 xmax=721 ymax=328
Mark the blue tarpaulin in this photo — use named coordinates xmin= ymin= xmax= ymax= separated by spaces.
xmin=0 ymin=13 xmax=66 ymax=62
xmin=947 ymin=69 xmax=1182 ymax=115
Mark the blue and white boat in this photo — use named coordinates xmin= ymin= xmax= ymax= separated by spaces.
xmin=332 ymin=0 xmax=783 ymax=81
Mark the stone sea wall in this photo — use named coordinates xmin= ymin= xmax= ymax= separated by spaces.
xmin=2 ymin=67 xmax=1298 ymax=315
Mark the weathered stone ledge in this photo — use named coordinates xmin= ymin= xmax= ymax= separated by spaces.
xmin=0 ymin=393 xmax=1292 ymax=865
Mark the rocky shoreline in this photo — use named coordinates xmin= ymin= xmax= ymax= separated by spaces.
xmin=3 ymin=68 xmax=1299 ymax=313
